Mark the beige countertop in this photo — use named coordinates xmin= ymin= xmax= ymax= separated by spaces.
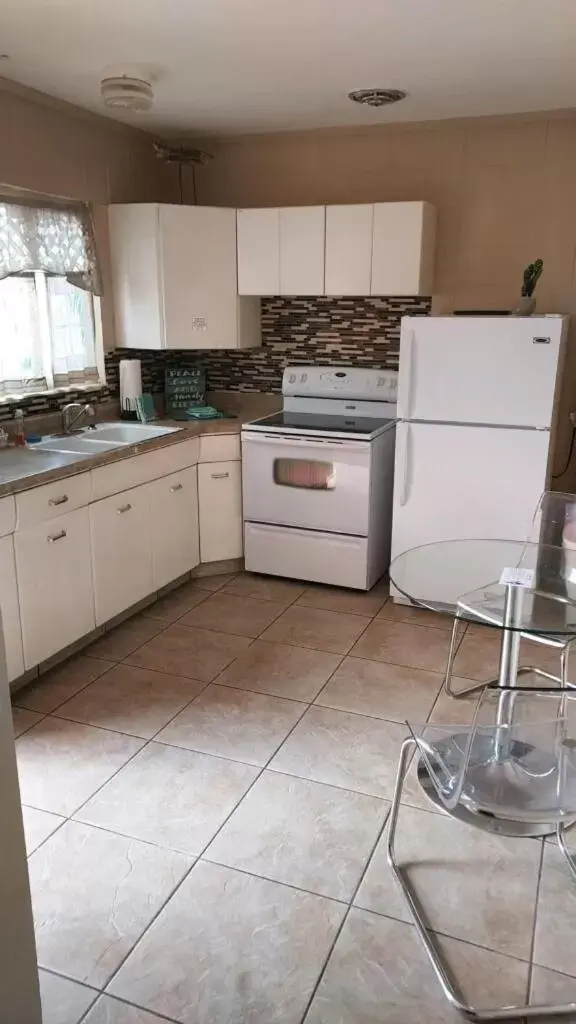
xmin=0 ymin=392 xmax=280 ymax=499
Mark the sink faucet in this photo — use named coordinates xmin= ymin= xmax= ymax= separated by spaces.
xmin=61 ymin=403 xmax=95 ymax=434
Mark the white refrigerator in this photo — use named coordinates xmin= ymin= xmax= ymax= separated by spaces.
xmin=390 ymin=315 xmax=569 ymax=601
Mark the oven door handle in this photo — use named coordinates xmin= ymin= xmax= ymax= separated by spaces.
xmin=242 ymin=432 xmax=366 ymax=450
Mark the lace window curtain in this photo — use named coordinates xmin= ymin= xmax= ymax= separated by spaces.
xmin=0 ymin=200 xmax=102 ymax=295
xmin=0 ymin=200 xmax=103 ymax=396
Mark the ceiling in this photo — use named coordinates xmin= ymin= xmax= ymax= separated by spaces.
xmin=2 ymin=0 xmax=576 ymax=136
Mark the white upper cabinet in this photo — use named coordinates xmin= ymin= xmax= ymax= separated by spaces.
xmin=109 ymin=203 xmax=260 ymax=350
xmin=237 ymin=208 xmax=280 ymax=295
xmin=371 ymin=201 xmax=436 ymax=296
xmin=279 ymin=207 xmax=325 ymax=295
xmin=237 ymin=206 xmax=325 ymax=296
xmin=237 ymin=201 xmax=436 ymax=298
xmin=324 ymin=204 xmax=374 ymax=296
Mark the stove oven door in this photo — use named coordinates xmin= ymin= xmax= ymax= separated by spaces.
xmin=241 ymin=430 xmax=371 ymax=536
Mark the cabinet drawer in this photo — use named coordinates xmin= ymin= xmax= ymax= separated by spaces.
xmin=90 ymin=438 xmax=199 ymax=501
xmin=0 ymin=495 xmax=16 ymax=537
xmin=198 ymin=461 xmax=243 ymax=562
xmin=15 ymin=507 xmax=95 ymax=669
xmin=16 ymin=472 xmax=91 ymax=528
xmin=198 ymin=434 xmax=241 ymax=463
xmin=90 ymin=484 xmax=153 ymax=625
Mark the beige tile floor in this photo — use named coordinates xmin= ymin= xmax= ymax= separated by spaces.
xmin=11 ymin=571 xmax=576 ymax=1024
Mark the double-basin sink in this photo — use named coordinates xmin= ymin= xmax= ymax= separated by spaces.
xmin=34 ymin=421 xmax=182 ymax=458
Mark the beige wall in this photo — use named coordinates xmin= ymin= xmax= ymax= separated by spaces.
xmin=0 ymin=77 xmax=179 ymax=349
xmin=195 ymin=113 xmax=576 ymax=486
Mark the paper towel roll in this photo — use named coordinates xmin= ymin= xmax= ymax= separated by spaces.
xmin=119 ymin=359 xmax=142 ymax=418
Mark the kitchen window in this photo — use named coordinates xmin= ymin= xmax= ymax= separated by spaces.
xmin=0 ymin=199 xmax=103 ymax=398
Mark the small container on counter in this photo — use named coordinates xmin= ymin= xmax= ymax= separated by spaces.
xmin=13 ymin=409 xmax=25 ymax=447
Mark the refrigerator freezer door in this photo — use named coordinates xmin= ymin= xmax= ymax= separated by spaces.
xmin=391 ymin=421 xmax=550 ymax=563
xmin=399 ymin=316 xmax=566 ymax=428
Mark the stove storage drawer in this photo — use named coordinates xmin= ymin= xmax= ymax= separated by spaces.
xmin=241 ymin=432 xmax=371 ymax=536
xmin=244 ymin=522 xmax=369 ymax=589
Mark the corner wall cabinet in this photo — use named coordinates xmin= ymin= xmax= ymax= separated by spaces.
xmin=108 ymin=203 xmax=261 ymax=350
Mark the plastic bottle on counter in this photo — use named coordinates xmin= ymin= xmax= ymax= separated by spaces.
xmin=13 ymin=409 xmax=25 ymax=446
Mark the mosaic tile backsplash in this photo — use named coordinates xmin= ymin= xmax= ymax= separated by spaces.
xmin=105 ymin=296 xmax=431 ymax=395
xmin=0 ymin=296 xmax=429 ymax=423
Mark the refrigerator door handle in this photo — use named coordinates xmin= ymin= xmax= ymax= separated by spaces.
xmin=398 ymin=329 xmax=415 ymax=419
xmin=399 ymin=424 xmax=412 ymax=506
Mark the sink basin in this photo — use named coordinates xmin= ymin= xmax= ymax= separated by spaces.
xmin=34 ymin=422 xmax=182 ymax=457
xmin=91 ymin=423 xmax=182 ymax=443
xmin=34 ymin=437 xmax=124 ymax=455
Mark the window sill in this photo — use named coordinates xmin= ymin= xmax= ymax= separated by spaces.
xmin=0 ymin=381 xmax=108 ymax=406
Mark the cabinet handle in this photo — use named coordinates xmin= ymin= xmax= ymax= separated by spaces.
xmin=48 ymin=495 xmax=69 ymax=506
xmin=210 ymin=472 xmax=230 ymax=480
xmin=169 ymin=483 xmax=183 ymax=492
xmin=47 ymin=529 xmax=67 ymax=543
xmin=117 ymin=503 xmax=132 ymax=514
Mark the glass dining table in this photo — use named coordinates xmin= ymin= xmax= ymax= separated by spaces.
xmin=389 ymin=538 xmax=576 ymax=837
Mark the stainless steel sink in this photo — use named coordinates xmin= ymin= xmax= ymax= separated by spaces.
xmin=34 ymin=421 xmax=182 ymax=457
xmin=33 ymin=436 xmax=124 ymax=455
xmin=91 ymin=423 xmax=181 ymax=443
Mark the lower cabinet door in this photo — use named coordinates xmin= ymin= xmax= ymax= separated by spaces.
xmin=15 ymin=508 xmax=95 ymax=670
xmin=198 ymin=460 xmax=243 ymax=562
xmin=90 ymin=484 xmax=153 ymax=626
xmin=148 ymin=467 xmax=200 ymax=590
xmin=0 ymin=535 xmax=24 ymax=681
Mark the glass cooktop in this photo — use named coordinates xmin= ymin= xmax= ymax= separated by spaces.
xmin=245 ymin=411 xmax=396 ymax=437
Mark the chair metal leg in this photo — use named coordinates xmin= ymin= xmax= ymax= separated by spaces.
xmin=386 ymin=738 xmax=576 ymax=1020
xmin=557 ymin=822 xmax=576 ymax=883
xmin=444 ymin=617 xmax=487 ymax=699
xmin=561 ymin=637 xmax=576 ymax=689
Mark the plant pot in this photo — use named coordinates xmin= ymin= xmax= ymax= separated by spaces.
xmin=512 ymin=295 xmax=537 ymax=316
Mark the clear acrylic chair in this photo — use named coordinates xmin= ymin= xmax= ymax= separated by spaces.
xmin=387 ymin=685 xmax=576 ymax=1020
xmin=444 ymin=491 xmax=576 ymax=699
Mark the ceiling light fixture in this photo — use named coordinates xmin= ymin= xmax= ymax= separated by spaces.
xmin=101 ymin=75 xmax=153 ymax=112
xmin=348 ymin=88 xmax=407 ymax=107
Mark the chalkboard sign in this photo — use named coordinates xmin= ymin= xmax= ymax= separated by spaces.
xmin=165 ymin=367 xmax=206 ymax=419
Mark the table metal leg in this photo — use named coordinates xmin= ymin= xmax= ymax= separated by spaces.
xmin=497 ymin=584 xmax=524 ymax=688
xmin=494 ymin=584 xmax=523 ymax=762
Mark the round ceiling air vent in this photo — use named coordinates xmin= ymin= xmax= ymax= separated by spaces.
xmin=101 ymin=76 xmax=154 ymax=112
xmin=348 ymin=88 xmax=407 ymax=107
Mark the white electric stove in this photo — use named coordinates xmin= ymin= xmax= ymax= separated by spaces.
xmin=241 ymin=366 xmax=398 ymax=590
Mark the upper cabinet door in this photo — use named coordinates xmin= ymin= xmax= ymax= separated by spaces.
xmin=160 ymin=205 xmax=239 ymax=349
xmin=237 ymin=208 xmax=280 ymax=295
xmin=371 ymin=201 xmax=436 ymax=296
xmin=108 ymin=204 xmax=163 ymax=350
xmin=324 ymin=204 xmax=374 ymax=295
xmin=279 ymin=206 xmax=325 ymax=295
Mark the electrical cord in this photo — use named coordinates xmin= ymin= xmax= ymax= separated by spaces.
xmin=553 ymin=424 xmax=576 ymax=479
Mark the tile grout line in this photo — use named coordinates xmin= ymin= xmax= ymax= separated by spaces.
xmin=96 ymin=666 xmax=318 ymax=1003
xmin=15 ymin=617 xmax=177 ymax=717
xmin=353 ymin=902 xmax=539 ymax=972
xmin=25 ymin=669 xmax=218 ymax=860
xmin=525 ymin=836 xmax=546 ymax=1008
xmin=298 ymin=791 xmax=395 ymax=1022
xmin=77 ymin=988 xmax=182 ymax=1024
xmin=29 ymin=577 xmax=466 ymax=1020
xmin=298 ymin=618 xmax=481 ymax=1023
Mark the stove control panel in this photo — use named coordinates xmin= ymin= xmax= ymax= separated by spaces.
xmin=283 ymin=366 xmax=398 ymax=402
